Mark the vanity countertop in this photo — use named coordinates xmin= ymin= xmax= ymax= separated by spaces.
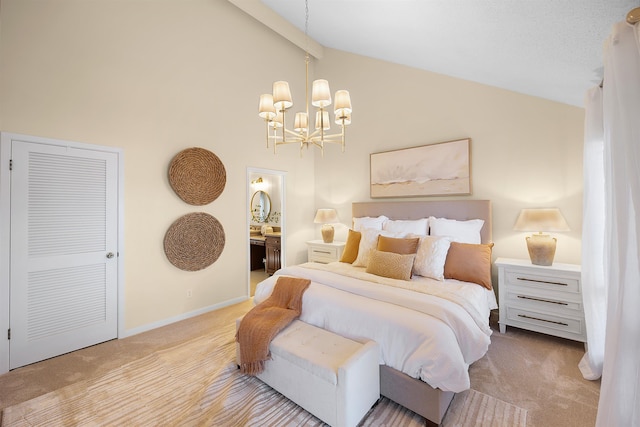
xmin=250 ymin=232 xmax=281 ymax=242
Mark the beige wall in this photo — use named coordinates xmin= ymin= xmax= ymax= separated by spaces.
xmin=0 ymin=0 xmax=316 ymax=332
xmin=313 ymin=49 xmax=584 ymax=270
xmin=0 ymin=0 xmax=584 ymax=333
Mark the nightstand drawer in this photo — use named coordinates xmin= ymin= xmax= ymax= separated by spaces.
xmin=505 ymin=288 xmax=583 ymax=317
xmin=505 ymin=305 xmax=585 ymax=341
xmin=306 ymin=240 xmax=345 ymax=263
xmin=505 ymin=271 xmax=580 ymax=293
xmin=309 ymin=246 xmax=339 ymax=262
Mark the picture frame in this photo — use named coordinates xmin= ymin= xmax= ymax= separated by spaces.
xmin=370 ymin=138 xmax=471 ymax=198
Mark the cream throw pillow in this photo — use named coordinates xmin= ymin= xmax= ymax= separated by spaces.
xmin=382 ymin=218 xmax=429 ymax=235
xmin=411 ymin=235 xmax=451 ymax=281
xmin=428 ymin=216 xmax=484 ymax=244
xmin=366 ymin=250 xmax=415 ymax=281
xmin=352 ymin=215 xmax=388 ymax=232
xmin=353 ymin=228 xmax=403 ymax=267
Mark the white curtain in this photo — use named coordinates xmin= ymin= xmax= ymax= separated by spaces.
xmin=585 ymin=19 xmax=640 ymax=427
xmin=579 ymin=86 xmax=606 ymax=381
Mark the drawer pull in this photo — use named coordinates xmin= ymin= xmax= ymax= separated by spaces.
xmin=517 ymin=295 xmax=568 ymax=305
xmin=518 ymin=314 xmax=568 ymax=326
xmin=517 ymin=277 xmax=568 ymax=286
xmin=313 ymin=250 xmax=332 ymax=255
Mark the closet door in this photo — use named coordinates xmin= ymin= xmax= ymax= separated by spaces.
xmin=9 ymin=140 xmax=118 ymax=369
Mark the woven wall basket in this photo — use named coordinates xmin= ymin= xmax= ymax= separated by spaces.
xmin=168 ymin=147 xmax=226 ymax=205
xmin=164 ymin=212 xmax=225 ymax=271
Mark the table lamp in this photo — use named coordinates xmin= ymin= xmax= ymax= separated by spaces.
xmin=314 ymin=208 xmax=339 ymax=243
xmin=513 ymin=208 xmax=570 ymax=266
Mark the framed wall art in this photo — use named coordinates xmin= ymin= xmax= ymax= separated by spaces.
xmin=370 ymin=138 xmax=471 ymax=198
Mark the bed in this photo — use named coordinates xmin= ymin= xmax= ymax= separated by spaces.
xmin=253 ymin=200 xmax=496 ymax=426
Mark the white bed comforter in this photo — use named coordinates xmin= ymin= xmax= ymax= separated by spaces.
xmin=254 ymin=262 xmax=498 ymax=393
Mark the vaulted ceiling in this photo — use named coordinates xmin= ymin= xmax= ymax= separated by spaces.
xmin=239 ymin=0 xmax=639 ymax=108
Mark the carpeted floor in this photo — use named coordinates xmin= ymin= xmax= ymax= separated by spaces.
xmin=1 ymin=324 xmax=525 ymax=426
xmin=0 ymin=299 xmax=599 ymax=426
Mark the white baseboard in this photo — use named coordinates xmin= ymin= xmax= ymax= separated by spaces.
xmin=123 ymin=296 xmax=249 ymax=338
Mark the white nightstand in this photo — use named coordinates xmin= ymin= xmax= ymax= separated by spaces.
xmin=306 ymin=240 xmax=345 ymax=263
xmin=496 ymin=257 xmax=585 ymax=342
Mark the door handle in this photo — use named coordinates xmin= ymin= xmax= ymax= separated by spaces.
xmin=106 ymin=252 xmax=115 ymax=259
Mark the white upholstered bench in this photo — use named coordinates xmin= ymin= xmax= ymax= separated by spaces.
xmin=236 ymin=318 xmax=380 ymax=427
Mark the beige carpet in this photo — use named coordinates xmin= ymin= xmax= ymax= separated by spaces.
xmin=1 ymin=318 xmax=526 ymax=427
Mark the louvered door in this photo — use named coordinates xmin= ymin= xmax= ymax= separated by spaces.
xmin=9 ymin=140 xmax=118 ymax=369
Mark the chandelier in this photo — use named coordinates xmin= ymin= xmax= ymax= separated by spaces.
xmin=257 ymin=1 xmax=352 ymax=157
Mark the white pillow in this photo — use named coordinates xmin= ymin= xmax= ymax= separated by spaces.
xmin=352 ymin=228 xmax=403 ymax=267
xmin=428 ymin=216 xmax=484 ymax=244
xmin=352 ymin=215 xmax=388 ymax=232
xmin=410 ymin=235 xmax=451 ymax=280
xmin=382 ymin=218 xmax=429 ymax=235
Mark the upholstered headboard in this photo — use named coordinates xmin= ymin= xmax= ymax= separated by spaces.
xmin=352 ymin=200 xmax=492 ymax=243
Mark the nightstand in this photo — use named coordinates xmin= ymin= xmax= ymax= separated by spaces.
xmin=496 ymin=257 xmax=585 ymax=342
xmin=306 ymin=240 xmax=345 ymax=263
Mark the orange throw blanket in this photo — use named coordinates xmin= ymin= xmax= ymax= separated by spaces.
xmin=237 ymin=276 xmax=311 ymax=375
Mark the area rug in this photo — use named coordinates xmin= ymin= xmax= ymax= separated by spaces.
xmin=1 ymin=321 xmax=526 ymax=426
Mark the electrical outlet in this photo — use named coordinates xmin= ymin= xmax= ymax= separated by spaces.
xmin=187 ymin=289 xmax=193 ymax=298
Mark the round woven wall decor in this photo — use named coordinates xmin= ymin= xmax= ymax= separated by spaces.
xmin=168 ymin=147 xmax=226 ymax=205
xmin=164 ymin=212 xmax=225 ymax=271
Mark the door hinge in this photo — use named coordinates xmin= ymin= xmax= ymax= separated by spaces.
xmin=9 ymin=159 xmax=13 ymax=171
xmin=7 ymin=329 xmax=10 ymax=340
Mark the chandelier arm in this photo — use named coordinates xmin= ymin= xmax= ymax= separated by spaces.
xmin=275 ymin=138 xmax=304 ymax=145
xmin=283 ymin=128 xmax=305 ymax=138
xmin=309 ymin=133 xmax=345 ymax=141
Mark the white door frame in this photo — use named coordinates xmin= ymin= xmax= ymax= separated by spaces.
xmin=246 ymin=167 xmax=286 ymax=296
xmin=0 ymin=132 xmax=125 ymax=374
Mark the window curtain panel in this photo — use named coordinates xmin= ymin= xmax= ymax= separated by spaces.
xmin=579 ymin=86 xmax=606 ymax=381
xmin=593 ymin=19 xmax=640 ymax=427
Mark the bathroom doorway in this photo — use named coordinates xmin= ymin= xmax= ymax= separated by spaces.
xmin=247 ymin=167 xmax=286 ymax=296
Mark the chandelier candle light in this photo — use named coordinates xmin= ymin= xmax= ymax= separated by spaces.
xmin=257 ymin=1 xmax=352 ymax=157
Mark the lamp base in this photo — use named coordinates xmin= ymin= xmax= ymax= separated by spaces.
xmin=526 ymin=233 xmax=557 ymax=266
xmin=321 ymin=224 xmax=334 ymax=243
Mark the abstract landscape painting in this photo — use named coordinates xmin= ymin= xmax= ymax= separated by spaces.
xmin=370 ymin=138 xmax=471 ymax=198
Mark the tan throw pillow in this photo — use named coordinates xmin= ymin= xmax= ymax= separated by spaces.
xmin=339 ymin=229 xmax=362 ymax=263
xmin=444 ymin=242 xmax=494 ymax=290
xmin=376 ymin=235 xmax=420 ymax=255
xmin=366 ymin=250 xmax=415 ymax=281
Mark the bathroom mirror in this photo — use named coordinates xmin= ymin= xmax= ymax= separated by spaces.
xmin=251 ymin=190 xmax=271 ymax=223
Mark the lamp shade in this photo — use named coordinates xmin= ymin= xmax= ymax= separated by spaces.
xmin=315 ymin=110 xmax=330 ymax=130
xmin=294 ymin=112 xmax=309 ymax=132
xmin=334 ymin=90 xmax=352 ymax=118
xmin=258 ymin=94 xmax=276 ymax=119
xmin=314 ymin=208 xmax=339 ymax=224
xmin=513 ymin=208 xmax=570 ymax=232
xmin=312 ymin=79 xmax=332 ymax=107
xmin=269 ymin=112 xmax=284 ymax=129
xmin=272 ymin=81 xmax=293 ymax=110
